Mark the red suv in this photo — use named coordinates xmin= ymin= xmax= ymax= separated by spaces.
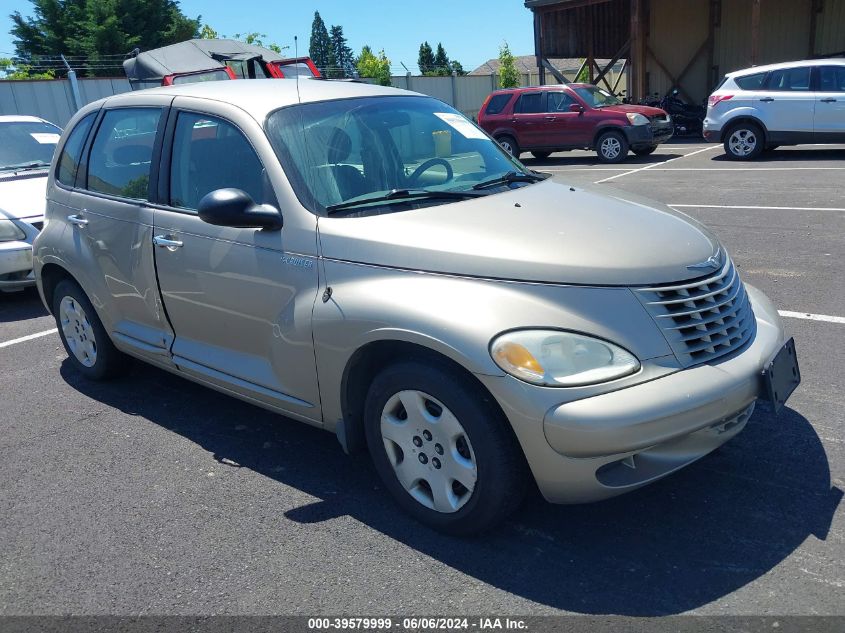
xmin=478 ymin=84 xmax=673 ymax=163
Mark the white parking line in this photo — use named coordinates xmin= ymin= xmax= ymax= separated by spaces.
xmin=779 ymin=311 xmax=845 ymax=324
xmin=0 ymin=328 xmax=58 ymax=349
xmin=670 ymin=204 xmax=845 ymax=212
xmin=594 ymin=145 xmax=720 ymax=184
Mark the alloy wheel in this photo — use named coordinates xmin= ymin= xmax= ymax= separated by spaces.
xmin=600 ymin=136 xmax=622 ymax=160
xmin=728 ymin=128 xmax=757 ymax=157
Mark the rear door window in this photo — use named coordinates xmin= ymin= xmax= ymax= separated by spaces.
xmin=514 ymin=93 xmax=544 ymax=114
xmin=484 ymin=94 xmax=512 ymax=115
xmin=169 ymin=112 xmax=272 ymax=211
xmin=766 ymin=67 xmax=811 ymax=91
xmin=87 ymin=108 xmax=161 ymax=199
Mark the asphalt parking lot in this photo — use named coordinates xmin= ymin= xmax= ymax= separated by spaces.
xmin=1 ymin=139 xmax=843 ymax=617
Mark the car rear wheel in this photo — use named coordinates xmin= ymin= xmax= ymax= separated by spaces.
xmin=53 ymin=279 xmax=128 ymax=380
xmin=530 ymin=151 xmax=551 ymax=160
xmin=496 ymin=135 xmax=520 ymax=158
xmin=633 ymin=145 xmax=658 ymax=156
xmin=364 ymin=360 xmax=528 ymax=535
xmin=724 ymin=123 xmax=764 ymax=160
xmin=596 ymin=130 xmax=629 ymax=163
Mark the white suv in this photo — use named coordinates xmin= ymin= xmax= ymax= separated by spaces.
xmin=704 ymin=58 xmax=845 ymax=160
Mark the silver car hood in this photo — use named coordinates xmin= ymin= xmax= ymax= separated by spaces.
xmin=0 ymin=172 xmax=48 ymax=220
xmin=318 ymin=176 xmax=721 ymax=286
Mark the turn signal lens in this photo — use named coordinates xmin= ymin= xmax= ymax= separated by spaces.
xmin=492 ymin=341 xmax=544 ymax=382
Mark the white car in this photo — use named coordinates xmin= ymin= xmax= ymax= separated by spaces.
xmin=704 ymin=58 xmax=845 ymax=159
xmin=0 ymin=115 xmax=61 ymax=291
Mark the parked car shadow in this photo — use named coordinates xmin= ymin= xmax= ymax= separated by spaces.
xmin=0 ymin=287 xmax=49 ymax=323
xmin=60 ymin=360 xmax=841 ymax=616
xmin=526 ymin=152 xmax=684 ymax=168
xmin=711 ymin=147 xmax=845 ymax=162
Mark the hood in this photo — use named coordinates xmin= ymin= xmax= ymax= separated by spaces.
xmin=604 ymin=104 xmax=667 ymax=118
xmin=0 ymin=171 xmax=48 ymax=220
xmin=318 ymin=177 xmax=721 ymax=286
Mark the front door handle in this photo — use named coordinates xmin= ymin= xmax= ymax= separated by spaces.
xmin=820 ymin=97 xmax=837 ymax=103
xmin=544 ymin=115 xmax=556 ymax=121
xmin=153 ymin=235 xmax=184 ymax=249
xmin=760 ymin=97 xmax=775 ymax=102
xmin=67 ymin=214 xmax=88 ymax=227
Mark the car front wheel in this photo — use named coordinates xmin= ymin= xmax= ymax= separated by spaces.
xmin=364 ymin=360 xmax=528 ymax=535
xmin=53 ymin=279 xmax=128 ymax=380
xmin=724 ymin=123 xmax=764 ymax=160
xmin=596 ymin=130 xmax=629 ymax=163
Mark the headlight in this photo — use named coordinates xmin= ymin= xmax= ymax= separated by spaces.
xmin=0 ymin=220 xmax=26 ymax=242
xmin=626 ymin=113 xmax=650 ymax=126
xmin=490 ymin=330 xmax=640 ymax=387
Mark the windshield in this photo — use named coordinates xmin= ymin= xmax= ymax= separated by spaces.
xmin=572 ymin=85 xmax=622 ymax=108
xmin=0 ymin=120 xmax=61 ymax=171
xmin=265 ymin=96 xmax=531 ymax=215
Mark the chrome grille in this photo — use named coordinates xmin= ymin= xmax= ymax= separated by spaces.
xmin=633 ymin=258 xmax=756 ymax=367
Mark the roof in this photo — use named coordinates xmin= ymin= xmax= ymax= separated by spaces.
xmin=92 ymin=78 xmax=421 ymax=122
xmin=0 ymin=115 xmax=51 ymax=124
xmin=123 ymin=39 xmax=285 ymax=85
xmin=727 ymin=57 xmax=845 ymax=77
xmin=469 ymin=55 xmax=623 ymax=76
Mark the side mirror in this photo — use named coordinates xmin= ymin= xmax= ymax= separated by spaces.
xmin=198 ymin=188 xmax=283 ymax=231
xmin=569 ymin=103 xmax=585 ymax=114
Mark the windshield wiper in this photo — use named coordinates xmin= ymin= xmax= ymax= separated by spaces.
xmin=0 ymin=160 xmax=51 ymax=172
xmin=325 ymin=188 xmax=484 ymax=214
xmin=472 ymin=171 xmax=545 ymax=191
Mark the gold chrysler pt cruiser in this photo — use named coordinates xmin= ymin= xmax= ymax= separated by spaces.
xmin=34 ymin=80 xmax=800 ymax=534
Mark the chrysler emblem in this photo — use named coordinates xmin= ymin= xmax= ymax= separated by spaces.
xmin=687 ymin=252 xmax=722 ymax=271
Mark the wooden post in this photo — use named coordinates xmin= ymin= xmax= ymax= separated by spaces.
xmin=809 ymin=0 xmax=822 ymax=58
xmin=750 ymin=0 xmax=761 ymax=66
xmin=534 ymin=9 xmax=546 ymax=85
xmin=587 ymin=6 xmax=595 ymax=83
xmin=707 ymin=0 xmax=718 ymax=91
xmin=630 ymin=0 xmax=647 ymax=101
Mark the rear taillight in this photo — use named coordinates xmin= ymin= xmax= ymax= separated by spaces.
xmin=708 ymin=94 xmax=734 ymax=107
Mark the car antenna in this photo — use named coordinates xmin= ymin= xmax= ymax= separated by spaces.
xmin=294 ymin=35 xmax=301 ymax=104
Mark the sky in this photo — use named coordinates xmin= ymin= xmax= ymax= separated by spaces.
xmin=0 ymin=0 xmax=536 ymax=74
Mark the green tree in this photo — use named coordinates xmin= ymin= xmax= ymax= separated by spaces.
xmin=10 ymin=0 xmax=200 ymax=77
xmin=498 ymin=41 xmax=519 ymax=88
xmin=329 ymin=25 xmax=354 ymax=78
xmin=576 ymin=59 xmax=590 ymax=83
xmin=308 ymin=11 xmax=335 ymax=75
xmin=450 ymin=60 xmax=466 ymax=76
xmin=357 ymin=45 xmax=391 ymax=86
xmin=433 ymin=42 xmax=450 ymax=76
xmin=0 ymin=57 xmax=55 ymax=79
xmin=417 ymin=41 xmax=434 ymax=75
xmin=199 ymin=24 xmax=218 ymax=39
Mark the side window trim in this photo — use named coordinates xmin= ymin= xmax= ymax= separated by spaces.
xmin=54 ymin=110 xmax=98 ymax=190
xmin=80 ymin=105 xmax=168 ymax=202
xmin=515 ymin=92 xmax=545 ymax=114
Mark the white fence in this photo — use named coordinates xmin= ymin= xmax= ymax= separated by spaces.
xmin=0 ymin=70 xmax=627 ymax=126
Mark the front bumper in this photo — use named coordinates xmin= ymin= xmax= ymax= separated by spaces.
xmin=624 ymin=120 xmax=674 ymax=149
xmin=0 ymin=241 xmax=35 ymax=290
xmin=477 ymin=284 xmax=786 ymax=504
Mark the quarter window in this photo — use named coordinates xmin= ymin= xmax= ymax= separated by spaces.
xmin=514 ymin=93 xmax=543 ymax=114
xmin=485 ymin=94 xmax=512 ymax=115
xmin=819 ymin=66 xmax=845 ymax=92
xmin=87 ymin=108 xmax=161 ymax=199
xmin=169 ymin=112 xmax=272 ymax=211
xmin=57 ymin=113 xmax=95 ymax=187
xmin=734 ymin=72 xmax=767 ymax=90
xmin=766 ymin=67 xmax=811 ymax=91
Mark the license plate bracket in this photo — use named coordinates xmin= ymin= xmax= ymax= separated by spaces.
xmin=762 ymin=337 xmax=800 ymax=413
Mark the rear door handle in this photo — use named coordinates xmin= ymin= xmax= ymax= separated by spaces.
xmin=67 ymin=214 xmax=88 ymax=227
xmin=153 ymin=235 xmax=184 ymax=249
xmin=820 ymin=97 xmax=837 ymax=103
xmin=759 ymin=97 xmax=775 ymax=102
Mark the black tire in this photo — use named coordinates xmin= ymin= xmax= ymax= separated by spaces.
xmin=364 ymin=360 xmax=529 ymax=535
xmin=633 ymin=145 xmax=658 ymax=156
xmin=530 ymin=151 xmax=552 ymax=160
xmin=595 ymin=130 xmax=629 ymax=163
xmin=496 ymin=135 xmax=520 ymax=158
xmin=52 ymin=279 xmax=128 ymax=380
xmin=723 ymin=122 xmax=765 ymax=160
